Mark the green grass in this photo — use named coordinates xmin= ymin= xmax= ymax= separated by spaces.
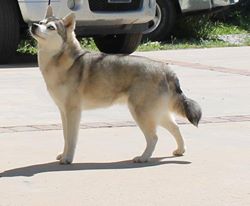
xmin=79 ymin=38 xmax=98 ymax=51
xmin=17 ymin=10 xmax=250 ymax=55
xmin=17 ymin=38 xmax=98 ymax=55
xmin=173 ymin=14 xmax=249 ymax=40
xmin=137 ymin=39 xmax=236 ymax=51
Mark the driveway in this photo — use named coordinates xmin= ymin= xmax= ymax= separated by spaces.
xmin=0 ymin=47 xmax=250 ymax=206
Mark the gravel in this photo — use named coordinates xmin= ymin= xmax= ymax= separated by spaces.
xmin=218 ymin=34 xmax=250 ymax=45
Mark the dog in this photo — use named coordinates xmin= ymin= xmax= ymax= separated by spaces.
xmin=30 ymin=6 xmax=202 ymax=164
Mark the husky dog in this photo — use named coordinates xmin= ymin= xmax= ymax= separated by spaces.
xmin=30 ymin=6 xmax=201 ymax=164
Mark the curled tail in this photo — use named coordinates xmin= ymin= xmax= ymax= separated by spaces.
xmin=167 ymin=73 xmax=202 ymax=127
xmin=177 ymin=94 xmax=202 ymax=127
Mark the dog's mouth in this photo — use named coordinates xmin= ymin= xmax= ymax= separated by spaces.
xmin=30 ymin=24 xmax=45 ymax=40
xmin=31 ymin=33 xmax=45 ymax=41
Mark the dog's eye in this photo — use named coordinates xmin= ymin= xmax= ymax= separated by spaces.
xmin=39 ymin=21 xmax=43 ymax=25
xmin=47 ymin=25 xmax=55 ymax=30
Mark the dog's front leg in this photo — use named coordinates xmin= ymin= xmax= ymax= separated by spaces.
xmin=56 ymin=109 xmax=68 ymax=162
xmin=57 ymin=107 xmax=81 ymax=164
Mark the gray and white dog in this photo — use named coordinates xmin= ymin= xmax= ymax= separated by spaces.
xmin=30 ymin=6 xmax=202 ymax=164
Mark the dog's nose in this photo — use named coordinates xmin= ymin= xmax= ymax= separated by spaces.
xmin=31 ymin=23 xmax=39 ymax=33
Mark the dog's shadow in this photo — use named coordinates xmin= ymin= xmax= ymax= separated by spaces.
xmin=0 ymin=156 xmax=191 ymax=178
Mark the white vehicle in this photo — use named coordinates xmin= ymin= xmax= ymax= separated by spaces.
xmin=0 ymin=0 xmax=238 ymax=64
xmin=144 ymin=0 xmax=239 ymax=41
xmin=0 ymin=0 xmax=156 ymax=63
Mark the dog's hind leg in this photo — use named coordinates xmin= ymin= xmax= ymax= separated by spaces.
xmin=128 ymin=104 xmax=158 ymax=163
xmin=160 ymin=113 xmax=186 ymax=156
xmin=57 ymin=107 xmax=81 ymax=164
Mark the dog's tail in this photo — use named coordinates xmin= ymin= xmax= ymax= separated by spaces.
xmin=167 ymin=73 xmax=202 ymax=127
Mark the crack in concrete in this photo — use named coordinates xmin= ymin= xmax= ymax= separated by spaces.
xmin=0 ymin=115 xmax=250 ymax=134
xmin=154 ymin=58 xmax=250 ymax=76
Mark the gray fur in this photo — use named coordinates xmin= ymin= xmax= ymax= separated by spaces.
xmin=30 ymin=9 xmax=202 ymax=164
xmin=171 ymin=76 xmax=202 ymax=126
xmin=182 ymin=95 xmax=202 ymax=126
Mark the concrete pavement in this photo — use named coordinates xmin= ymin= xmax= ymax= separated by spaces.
xmin=0 ymin=47 xmax=250 ymax=205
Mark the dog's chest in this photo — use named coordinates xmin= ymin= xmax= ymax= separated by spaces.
xmin=48 ymin=84 xmax=68 ymax=107
xmin=42 ymin=69 xmax=69 ymax=108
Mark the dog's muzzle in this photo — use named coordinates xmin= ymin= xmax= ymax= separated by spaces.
xmin=31 ymin=23 xmax=39 ymax=34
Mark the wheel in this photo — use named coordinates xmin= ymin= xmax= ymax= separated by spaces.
xmin=93 ymin=33 xmax=142 ymax=54
xmin=143 ymin=0 xmax=176 ymax=41
xmin=0 ymin=0 xmax=20 ymax=64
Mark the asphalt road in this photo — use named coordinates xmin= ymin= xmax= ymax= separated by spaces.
xmin=0 ymin=47 xmax=250 ymax=206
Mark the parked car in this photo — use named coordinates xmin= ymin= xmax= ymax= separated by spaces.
xmin=144 ymin=0 xmax=239 ymax=41
xmin=0 ymin=0 xmax=156 ymax=64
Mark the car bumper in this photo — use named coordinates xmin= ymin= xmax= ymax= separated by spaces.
xmin=75 ymin=22 xmax=148 ymax=36
xmin=18 ymin=0 xmax=156 ymax=25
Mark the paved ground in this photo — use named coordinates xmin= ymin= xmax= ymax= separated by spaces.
xmin=0 ymin=47 xmax=250 ymax=205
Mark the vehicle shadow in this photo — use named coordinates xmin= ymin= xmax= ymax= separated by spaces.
xmin=0 ymin=53 xmax=37 ymax=69
xmin=0 ymin=156 xmax=191 ymax=177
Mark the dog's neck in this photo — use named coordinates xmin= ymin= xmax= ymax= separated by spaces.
xmin=38 ymin=36 xmax=83 ymax=72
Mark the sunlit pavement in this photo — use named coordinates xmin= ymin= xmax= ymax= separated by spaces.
xmin=0 ymin=47 xmax=249 ymax=206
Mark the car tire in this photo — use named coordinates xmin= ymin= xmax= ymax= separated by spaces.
xmin=0 ymin=0 xmax=20 ymax=64
xmin=143 ymin=0 xmax=176 ymax=41
xmin=93 ymin=33 xmax=142 ymax=54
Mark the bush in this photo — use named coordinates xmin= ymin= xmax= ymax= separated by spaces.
xmin=235 ymin=0 xmax=250 ymax=13
xmin=213 ymin=0 xmax=250 ymax=30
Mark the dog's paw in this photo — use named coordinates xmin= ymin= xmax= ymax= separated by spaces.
xmin=173 ymin=148 xmax=185 ymax=156
xmin=133 ymin=156 xmax=150 ymax=163
xmin=56 ymin=153 xmax=73 ymax=165
xmin=59 ymin=158 xmax=72 ymax=165
xmin=56 ymin=153 xmax=63 ymax=160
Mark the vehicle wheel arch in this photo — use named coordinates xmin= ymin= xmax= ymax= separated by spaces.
xmin=172 ymin=0 xmax=182 ymax=16
xmin=0 ymin=0 xmax=24 ymax=63
xmin=143 ymin=0 xmax=182 ymax=41
xmin=14 ymin=0 xmax=29 ymax=34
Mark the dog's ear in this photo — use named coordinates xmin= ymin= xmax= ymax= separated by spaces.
xmin=63 ymin=13 xmax=76 ymax=31
xmin=45 ymin=5 xmax=53 ymax=18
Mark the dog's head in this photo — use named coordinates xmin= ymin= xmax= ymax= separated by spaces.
xmin=30 ymin=6 xmax=76 ymax=53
